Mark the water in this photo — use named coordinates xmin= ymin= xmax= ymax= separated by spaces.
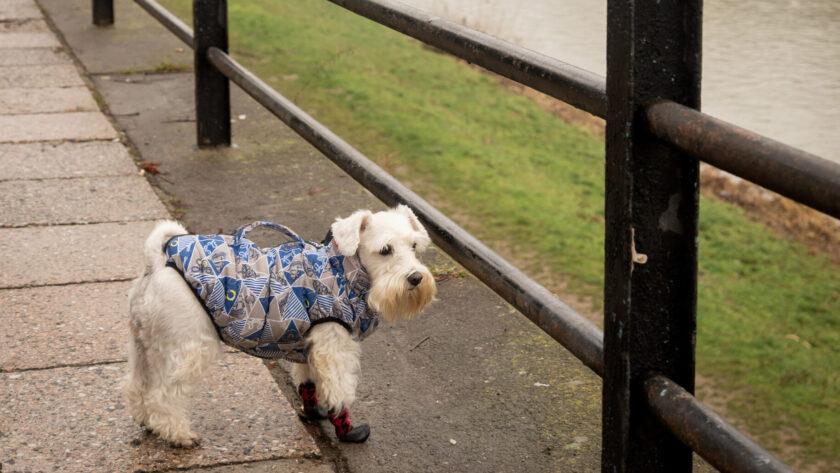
xmin=402 ymin=0 xmax=840 ymax=163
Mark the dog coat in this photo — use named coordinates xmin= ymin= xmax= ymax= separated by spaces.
xmin=164 ymin=221 xmax=379 ymax=363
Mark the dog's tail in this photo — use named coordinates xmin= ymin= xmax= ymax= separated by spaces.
xmin=144 ymin=220 xmax=187 ymax=272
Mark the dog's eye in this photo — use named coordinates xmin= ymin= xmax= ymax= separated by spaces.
xmin=379 ymin=245 xmax=393 ymax=256
xmin=412 ymin=243 xmax=417 ymax=251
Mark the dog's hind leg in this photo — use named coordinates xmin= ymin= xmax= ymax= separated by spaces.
xmin=124 ymin=327 xmax=150 ymax=428
xmin=143 ymin=339 xmax=217 ymax=447
xmin=125 ymin=275 xmax=154 ymax=428
xmin=136 ymin=268 xmax=221 ymax=447
xmin=306 ymin=323 xmax=369 ymax=442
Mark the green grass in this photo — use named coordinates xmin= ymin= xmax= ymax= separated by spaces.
xmin=152 ymin=61 xmax=191 ymax=73
xmin=162 ymin=0 xmax=840 ymax=464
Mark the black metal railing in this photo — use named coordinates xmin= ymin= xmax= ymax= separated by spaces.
xmin=93 ymin=0 xmax=840 ymax=471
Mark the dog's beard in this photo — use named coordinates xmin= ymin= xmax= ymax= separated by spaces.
xmin=368 ymin=268 xmax=436 ymax=323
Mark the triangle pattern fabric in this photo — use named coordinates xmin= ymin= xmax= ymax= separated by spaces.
xmin=292 ymin=287 xmax=316 ymax=312
xmin=220 ymin=276 xmax=242 ymax=314
xmin=198 ymin=235 xmax=225 ymax=257
xmin=206 ymin=282 xmax=226 ymax=311
xmin=163 ymin=223 xmax=379 ymax=363
xmin=306 ymin=252 xmax=326 ymax=277
xmin=259 ymin=295 xmax=274 ymax=315
xmin=278 ymin=320 xmax=301 ymax=343
xmin=282 ymin=292 xmax=309 ymax=322
xmin=212 ymin=258 xmax=231 ymax=275
xmin=315 ymin=294 xmax=334 ymax=316
xmin=226 ymin=319 xmax=247 ymax=344
xmin=269 ymin=278 xmax=288 ymax=294
xmin=242 ymin=277 xmax=268 ymax=296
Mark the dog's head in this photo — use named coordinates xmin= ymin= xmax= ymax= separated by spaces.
xmin=331 ymin=205 xmax=436 ymax=322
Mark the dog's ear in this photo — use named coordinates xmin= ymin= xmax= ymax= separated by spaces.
xmin=331 ymin=210 xmax=373 ymax=256
xmin=395 ymin=204 xmax=431 ymax=250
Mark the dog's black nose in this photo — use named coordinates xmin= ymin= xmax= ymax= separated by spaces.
xmin=407 ymin=272 xmax=423 ymax=287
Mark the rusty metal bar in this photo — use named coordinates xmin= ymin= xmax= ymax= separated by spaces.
xmin=602 ymin=0 xmax=702 ymax=471
xmin=206 ymin=46 xmax=606 ymax=375
xmin=193 ymin=0 xmax=230 ymax=147
xmin=645 ymin=375 xmax=794 ymax=473
xmin=134 ymin=0 xmax=193 ymax=47
xmin=327 ymin=0 xmax=607 ymax=118
xmin=92 ymin=0 xmax=114 ymax=26
xmin=647 ymin=100 xmax=840 ymax=220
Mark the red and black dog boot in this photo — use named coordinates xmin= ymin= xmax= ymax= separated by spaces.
xmin=329 ymin=408 xmax=370 ymax=443
xmin=297 ymin=382 xmax=328 ymax=422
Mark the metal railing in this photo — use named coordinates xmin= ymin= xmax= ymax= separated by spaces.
xmin=93 ymin=0 xmax=840 ymax=471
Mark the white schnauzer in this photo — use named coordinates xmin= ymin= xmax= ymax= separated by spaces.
xmin=124 ymin=205 xmax=436 ymax=446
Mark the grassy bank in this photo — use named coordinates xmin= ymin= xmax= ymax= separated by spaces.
xmin=162 ymin=0 xmax=839 ymax=465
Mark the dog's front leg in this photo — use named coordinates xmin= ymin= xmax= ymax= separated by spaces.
xmin=306 ymin=323 xmax=369 ymax=442
xmin=291 ymin=363 xmax=328 ymax=421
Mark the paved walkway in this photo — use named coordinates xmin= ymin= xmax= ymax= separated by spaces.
xmin=0 ymin=2 xmax=326 ymax=471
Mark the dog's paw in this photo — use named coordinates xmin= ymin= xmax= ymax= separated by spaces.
xmin=298 ymin=405 xmax=329 ymax=423
xmin=338 ymin=423 xmax=370 ymax=443
xmin=130 ymin=412 xmax=150 ymax=428
xmin=167 ymin=431 xmax=201 ymax=448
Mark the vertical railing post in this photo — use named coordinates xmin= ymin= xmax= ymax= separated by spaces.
xmin=193 ymin=0 xmax=231 ymax=147
xmin=92 ymin=0 xmax=114 ymax=26
xmin=602 ymin=0 xmax=702 ymax=472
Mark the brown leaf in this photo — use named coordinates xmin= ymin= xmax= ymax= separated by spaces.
xmin=139 ymin=161 xmax=161 ymax=175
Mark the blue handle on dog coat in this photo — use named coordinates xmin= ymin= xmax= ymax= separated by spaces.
xmin=234 ymin=221 xmax=305 ymax=246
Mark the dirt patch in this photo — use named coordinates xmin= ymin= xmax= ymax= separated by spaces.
xmin=700 ymin=166 xmax=840 ymax=264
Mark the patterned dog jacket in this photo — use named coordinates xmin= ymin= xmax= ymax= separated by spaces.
xmin=164 ymin=221 xmax=379 ymax=363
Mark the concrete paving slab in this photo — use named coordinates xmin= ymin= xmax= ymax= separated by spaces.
xmin=92 ymin=73 xmax=368 ymax=238
xmin=0 ymin=281 xmax=131 ymax=371
xmin=173 ymin=459 xmax=334 ymax=473
xmin=0 ymin=354 xmax=320 ymax=472
xmin=0 ymin=175 xmax=168 ymax=226
xmin=0 ymin=86 xmax=97 ymax=114
xmin=0 ymin=19 xmax=49 ymax=33
xmin=0 ymin=0 xmax=41 ymax=22
xmin=96 ymin=72 xmax=194 ymax=118
xmin=0 ymin=63 xmax=84 ymax=87
xmin=0 ymin=221 xmax=155 ymax=288
xmin=0 ymin=141 xmax=137 ymax=180
xmin=0 ymin=48 xmax=71 ymax=67
xmin=0 ymin=111 xmax=117 ymax=142
xmin=0 ymin=32 xmax=60 ymax=49
xmin=39 ymin=0 xmax=193 ymax=75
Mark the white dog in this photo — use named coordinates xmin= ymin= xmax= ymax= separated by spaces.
xmin=124 ymin=206 xmax=436 ymax=446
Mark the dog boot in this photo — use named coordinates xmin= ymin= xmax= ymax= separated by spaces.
xmin=297 ymin=382 xmax=328 ymax=422
xmin=329 ymin=408 xmax=370 ymax=443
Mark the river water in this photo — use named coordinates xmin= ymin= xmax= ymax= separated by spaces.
xmin=402 ymin=0 xmax=840 ymax=163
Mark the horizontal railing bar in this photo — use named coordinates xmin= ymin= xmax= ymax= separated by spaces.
xmin=134 ymin=0 xmax=194 ymax=48
xmin=647 ymin=100 xmax=840 ymax=220
xmin=645 ymin=375 xmax=794 ymax=473
xmin=206 ymin=46 xmax=606 ymax=375
xmin=327 ymin=0 xmax=607 ymax=118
